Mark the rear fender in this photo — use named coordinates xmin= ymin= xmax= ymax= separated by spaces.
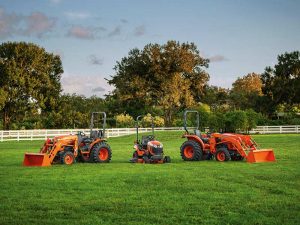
xmin=184 ymin=135 xmax=205 ymax=150
xmin=89 ymin=138 xmax=105 ymax=150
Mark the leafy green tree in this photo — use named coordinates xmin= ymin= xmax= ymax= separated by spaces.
xmin=202 ymin=85 xmax=230 ymax=111
xmin=261 ymin=51 xmax=300 ymax=114
xmin=230 ymin=73 xmax=263 ymax=110
xmin=108 ymin=41 xmax=209 ymax=125
xmin=224 ymin=111 xmax=248 ymax=132
xmin=208 ymin=112 xmax=225 ymax=132
xmin=0 ymin=42 xmax=63 ymax=129
xmin=42 ymin=94 xmax=107 ymax=129
xmin=245 ymin=109 xmax=259 ymax=132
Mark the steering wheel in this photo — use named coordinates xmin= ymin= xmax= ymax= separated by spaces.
xmin=147 ymin=135 xmax=155 ymax=141
xmin=77 ymin=131 xmax=86 ymax=137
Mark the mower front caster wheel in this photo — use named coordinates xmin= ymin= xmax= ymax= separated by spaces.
xmin=164 ymin=156 xmax=171 ymax=163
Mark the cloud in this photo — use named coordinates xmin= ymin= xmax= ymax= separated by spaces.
xmin=209 ymin=55 xmax=228 ymax=63
xmin=108 ymin=25 xmax=121 ymax=37
xmin=121 ymin=19 xmax=128 ymax=23
xmin=61 ymin=73 xmax=111 ymax=97
xmin=92 ymin=87 xmax=105 ymax=92
xmin=23 ymin=12 xmax=56 ymax=38
xmin=0 ymin=8 xmax=21 ymax=39
xmin=0 ymin=8 xmax=55 ymax=39
xmin=67 ymin=25 xmax=94 ymax=39
xmin=65 ymin=11 xmax=91 ymax=20
xmin=89 ymin=54 xmax=103 ymax=65
xmin=134 ymin=25 xmax=145 ymax=37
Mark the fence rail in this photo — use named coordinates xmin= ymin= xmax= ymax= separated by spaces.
xmin=249 ymin=125 xmax=300 ymax=134
xmin=0 ymin=127 xmax=185 ymax=142
xmin=0 ymin=125 xmax=299 ymax=142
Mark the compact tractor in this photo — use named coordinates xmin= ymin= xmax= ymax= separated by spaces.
xmin=130 ymin=115 xmax=171 ymax=163
xmin=180 ymin=110 xmax=276 ymax=163
xmin=23 ymin=112 xmax=112 ymax=166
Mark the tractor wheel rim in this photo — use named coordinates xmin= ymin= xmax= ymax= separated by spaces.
xmin=217 ymin=152 xmax=225 ymax=161
xmin=184 ymin=146 xmax=194 ymax=158
xmin=65 ymin=155 xmax=73 ymax=164
xmin=99 ymin=148 xmax=108 ymax=160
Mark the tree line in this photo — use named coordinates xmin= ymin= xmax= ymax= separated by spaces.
xmin=0 ymin=41 xmax=299 ymax=130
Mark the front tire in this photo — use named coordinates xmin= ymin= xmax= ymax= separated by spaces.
xmin=180 ymin=141 xmax=202 ymax=161
xmin=60 ymin=151 xmax=75 ymax=165
xmin=215 ymin=148 xmax=231 ymax=162
xmin=91 ymin=142 xmax=112 ymax=163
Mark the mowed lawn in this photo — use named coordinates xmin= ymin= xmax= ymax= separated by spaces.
xmin=0 ymin=132 xmax=299 ymax=225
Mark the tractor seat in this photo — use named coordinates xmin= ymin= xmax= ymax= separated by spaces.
xmin=141 ymin=136 xmax=150 ymax=148
xmin=195 ymin=130 xmax=209 ymax=144
xmin=90 ymin=130 xmax=101 ymax=139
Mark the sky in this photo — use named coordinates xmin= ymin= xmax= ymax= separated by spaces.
xmin=1 ymin=0 xmax=299 ymax=97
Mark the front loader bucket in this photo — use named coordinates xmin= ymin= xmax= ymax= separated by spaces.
xmin=23 ymin=153 xmax=51 ymax=166
xmin=247 ymin=149 xmax=276 ymax=163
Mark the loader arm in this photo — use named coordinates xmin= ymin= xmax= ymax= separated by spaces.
xmin=24 ymin=138 xmax=78 ymax=166
xmin=220 ymin=136 xmax=248 ymax=158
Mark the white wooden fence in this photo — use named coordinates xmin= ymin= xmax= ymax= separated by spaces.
xmin=0 ymin=127 xmax=184 ymax=142
xmin=0 ymin=125 xmax=299 ymax=142
xmin=249 ymin=125 xmax=300 ymax=134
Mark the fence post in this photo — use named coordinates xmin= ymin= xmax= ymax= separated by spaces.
xmin=1 ymin=131 xmax=2 ymax=142
xmin=17 ymin=131 xmax=19 ymax=142
xmin=280 ymin=126 xmax=282 ymax=134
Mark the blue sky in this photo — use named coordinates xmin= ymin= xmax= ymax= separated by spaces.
xmin=1 ymin=0 xmax=299 ymax=97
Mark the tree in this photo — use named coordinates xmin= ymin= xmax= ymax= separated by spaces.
xmin=245 ymin=109 xmax=259 ymax=132
xmin=230 ymin=73 xmax=262 ymax=110
xmin=108 ymin=41 xmax=209 ymax=125
xmin=0 ymin=42 xmax=63 ymax=129
xmin=224 ymin=111 xmax=248 ymax=132
xmin=261 ymin=51 xmax=300 ymax=113
xmin=202 ymin=85 xmax=230 ymax=111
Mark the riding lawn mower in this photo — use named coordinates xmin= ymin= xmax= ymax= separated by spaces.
xmin=130 ymin=115 xmax=171 ymax=164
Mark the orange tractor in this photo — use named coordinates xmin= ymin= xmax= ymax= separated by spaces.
xmin=23 ymin=112 xmax=112 ymax=166
xmin=180 ymin=110 xmax=276 ymax=163
xmin=130 ymin=115 xmax=171 ymax=163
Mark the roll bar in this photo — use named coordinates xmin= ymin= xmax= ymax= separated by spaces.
xmin=90 ymin=112 xmax=106 ymax=138
xmin=183 ymin=110 xmax=199 ymax=133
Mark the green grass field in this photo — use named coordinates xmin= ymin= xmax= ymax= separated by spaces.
xmin=0 ymin=132 xmax=299 ymax=225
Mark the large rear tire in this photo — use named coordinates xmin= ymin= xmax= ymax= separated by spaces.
xmin=91 ymin=142 xmax=112 ymax=163
xmin=215 ymin=148 xmax=231 ymax=162
xmin=60 ymin=151 xmax=75 ymax=165
xmin=180 ymin=141 xmax=202 ymax=161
